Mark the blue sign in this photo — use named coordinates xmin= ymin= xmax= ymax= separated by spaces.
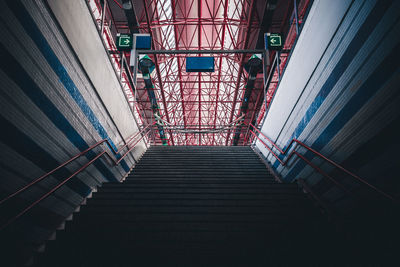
xmin=136 ymin=35 xmax=152 ymax=49
xmin=186 ymin=57 xmax=215 ymax=72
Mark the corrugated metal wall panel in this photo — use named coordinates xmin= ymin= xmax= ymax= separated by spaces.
xmin=259 ymin=0 xmax=354 ymax=149
xmin=45 ymin=0 xmax=142 ymax=145
xmin=255 ymin=0 xmax=400 ymax=204
xmin=0 ymin=0 xmax=146 ymax=248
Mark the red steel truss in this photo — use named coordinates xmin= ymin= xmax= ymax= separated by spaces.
xmin=88 ymin=0 xmax=311 ymax=146
xmin=134 ymin=0 xmax=262 ymax=145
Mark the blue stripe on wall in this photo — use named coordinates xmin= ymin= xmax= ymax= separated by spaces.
xmin=313 ymin=115 xmax=400 ymax=195
xmin=0 ymin=114 xmax=91 ymax=197
xmin=6 ymin=0 xmax=130 ymax=172
xmin=0 ymin=44 xmax=118 ymax=183
xmin=272 ymin=0 xmax=392 ymax=170
xmin=284 ymin=42 xmax=400 ymax=182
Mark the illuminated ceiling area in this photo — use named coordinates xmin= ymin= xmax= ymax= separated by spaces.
xmin=88 ymin=0 xmax=311 ymax=145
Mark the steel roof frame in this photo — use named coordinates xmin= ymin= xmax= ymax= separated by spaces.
xmin=136 ymin=0 xmax=262 ymax=145
xmin=90 ymin=0 xmax=311 ymax=146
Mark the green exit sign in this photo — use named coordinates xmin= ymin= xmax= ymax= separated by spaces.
xmin=265 ymin=33 xmax=282 ymax=50
xmin=116 ymin=34 xmax=133 ymax=51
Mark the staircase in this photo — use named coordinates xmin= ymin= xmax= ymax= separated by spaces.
xmin=39 ymin=146 xmax=333 ymax=266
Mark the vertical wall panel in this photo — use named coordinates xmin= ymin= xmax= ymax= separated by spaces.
xmin=0 ymin=0 xmax=146 ymax=249
xmin=45 ymin=0 xmax=141 ymax=145
xmin=255 ymin=0 xmax=400 ymax=203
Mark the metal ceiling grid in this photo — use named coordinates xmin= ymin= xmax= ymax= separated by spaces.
xmin=88 ymin=0 xmax=311 ymax=145
xmin=133 ymin=0 xmax=262 ymax=146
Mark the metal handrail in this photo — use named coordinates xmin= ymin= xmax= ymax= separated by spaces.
xmin=0 ymin=124 xmax=154 ymax=230
xmin=249 ymin=123 xmax=396 ymax=202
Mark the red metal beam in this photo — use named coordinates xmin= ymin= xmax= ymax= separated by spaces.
xmin=212 ymin=0 xmax=228 ymax=145
xmin=172 ymin=0 xmax=188 ymax=144
xmin=225 ymin=0 xmax=255 ymax=145
xmin=140 ymin=19 xmax=253 ymax=28
xmin=198 ymin=0 xmax=202 ymax=145
xmin=243 ymin=87 xmax=264 ymax=144
xmin=142 ymin=0 xmax=174 ymax=145
xmin=111 ymin=0 xmax=123 ymax=9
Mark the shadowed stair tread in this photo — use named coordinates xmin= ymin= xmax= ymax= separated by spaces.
xmin=40 ymin=146 xmax=324 ymax=267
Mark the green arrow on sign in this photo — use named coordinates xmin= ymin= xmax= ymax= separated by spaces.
xmin=266 ymin=33 xmax=282 ymax=50
xmin=119 ymin=37 xmax=131 ymax=47
xmin=268 ymin=35 xmax=281 ymax=46
xmin=116 ymin=34 xmax=133 ymax=51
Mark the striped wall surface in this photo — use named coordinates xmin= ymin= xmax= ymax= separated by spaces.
xmin=255 ymin=0 xmax=400 ymax=207
xmin=0 ymin=0 xmax=145 ymax=251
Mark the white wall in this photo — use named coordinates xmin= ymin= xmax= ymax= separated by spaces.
xmin=257 ymin=0 xmax=352 ymax=150
xmin=46 ymin=0 xmax=146 ymax=158
xmin=0 ymin=0 xmax=148 ymax=254
xmin=255 ymin=0 xmax=400 ymax=194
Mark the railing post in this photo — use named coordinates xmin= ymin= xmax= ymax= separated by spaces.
xmin=100 ymin=0 xmax=107 ymax=35
xmin=293 ymin=0 xmax=299 ymax=35
xmin=276 ymin=51 xmax=280 ymax=82
xmin=119 ymin=52 xmax=124 ymax=81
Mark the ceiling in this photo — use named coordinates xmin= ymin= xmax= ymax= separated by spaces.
xmin=91 ymin=0 xmax=309 ymax=145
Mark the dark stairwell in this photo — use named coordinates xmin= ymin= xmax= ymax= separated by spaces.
xmin=38 ymin=146 xmax=345 ymax=266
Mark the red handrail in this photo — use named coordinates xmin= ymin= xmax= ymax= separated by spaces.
xmin=249 ymin=123 xmax=396 ymax=202
xmin=0 ymin=123 xmax=154 ymax=206
xmin=0 ymin=123 xmax=154 ymax=230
